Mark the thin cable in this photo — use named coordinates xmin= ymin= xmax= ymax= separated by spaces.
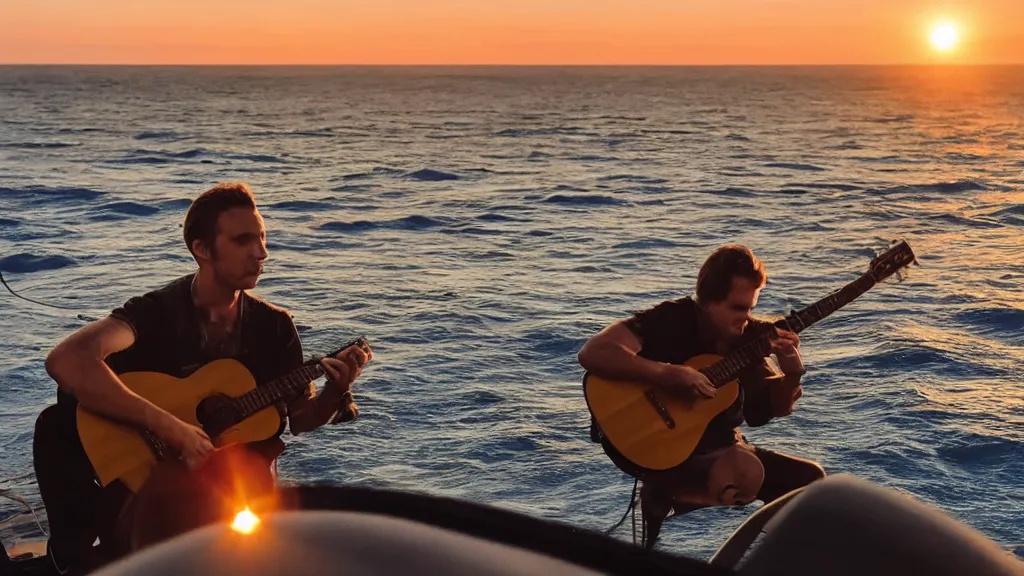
xmin=0 ymin=488 xmax=48 ymax=538
xmin=603 ymin=477 xmax=638 ymax=536
xmin=0 ymin=269 xmax=85 ymax=311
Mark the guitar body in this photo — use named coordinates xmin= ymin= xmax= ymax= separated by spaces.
xmin=76 ymin=358 xmax=283 ymax=493
xmin=584 ymin=354 xmax=739 ymax=471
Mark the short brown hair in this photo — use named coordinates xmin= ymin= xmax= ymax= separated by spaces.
xmin=695 ymin=244 xmax=767 ymax=304
xmin=183 ymin=182 xmax=257 ymax=259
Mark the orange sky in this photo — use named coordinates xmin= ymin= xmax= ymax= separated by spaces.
xmin=2 ymin=0 xmax=1022 ymax=65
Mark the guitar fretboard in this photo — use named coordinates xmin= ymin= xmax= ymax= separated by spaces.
xmin=699 ymin=271 xmax=878 ymax=388
xmin=232 ymin=363 xmax=325 ymax=421
xmin=789 ymin=273 xmax=877 ymax=335
xmin=701 ymin=336 xmax=773 ymax=388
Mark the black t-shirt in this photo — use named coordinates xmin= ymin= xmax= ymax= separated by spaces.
xmin=623 ymin=296 xmax=779 ymax=455
xmin=61 ymin=274 xmax=308 ymax=453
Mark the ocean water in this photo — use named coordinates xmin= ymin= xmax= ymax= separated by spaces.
xmin=1 ymin=66 xmax=1021 ymax=561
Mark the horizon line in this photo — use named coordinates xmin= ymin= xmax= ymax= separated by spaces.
xmin=1 ymin=62 xmax=1022 ymax=67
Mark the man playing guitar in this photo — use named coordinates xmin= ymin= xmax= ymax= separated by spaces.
xmin=579 ymin=244 xmax=826 ymax=547
xmin=33 ymin=182 xmax=372 ymax=574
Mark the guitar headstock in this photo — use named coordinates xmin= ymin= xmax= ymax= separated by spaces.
xmin=869 ymin=239 xmax=918 ymax=283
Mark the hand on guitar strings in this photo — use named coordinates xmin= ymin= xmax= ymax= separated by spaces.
xmin=657 ymin=364 xmax=717 ymax=399
xmin=321 ymin=341 xmax=374 ymax=394
xmin=157 ymin=416 xmax=215 ymax=470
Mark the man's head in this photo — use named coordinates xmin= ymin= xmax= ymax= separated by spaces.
xmin=183 ymin=182 xmax=267 ymax=290
xmin=695 ymin=244 xmax=767 ymax=339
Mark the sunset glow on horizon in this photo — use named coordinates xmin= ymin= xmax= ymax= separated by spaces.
xmin=1 ymin=1 xmax=1022 ymax=65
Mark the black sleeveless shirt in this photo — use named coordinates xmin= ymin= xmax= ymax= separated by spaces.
xmin=622 ymin=296 xmax=779 ymax=455
xmin=58 ymin=274 xmax=307 ymax=450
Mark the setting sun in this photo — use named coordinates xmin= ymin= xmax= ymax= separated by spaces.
xmin=930 ymin=23 xmax=959 ymax=51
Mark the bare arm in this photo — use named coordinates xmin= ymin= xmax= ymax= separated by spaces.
xmin=579 ymin=307 xmax=716 ymax=398
xmin=45 ymin=317 xmax=182 ymax=434
xmin=577 ymin=321 xmax=667 ymax=383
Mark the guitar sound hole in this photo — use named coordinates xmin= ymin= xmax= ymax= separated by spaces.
xmin=196 ymin=394 xmax=239 ymax=437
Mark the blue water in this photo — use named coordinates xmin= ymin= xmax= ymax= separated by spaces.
xmin=1 ymin=66 xmax=1022 ymax=560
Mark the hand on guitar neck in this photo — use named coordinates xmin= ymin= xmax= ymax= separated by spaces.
xmin=321 ymin=341 xmax=373 ymax=395
xmin=767 ymin=325 xmax=804 ymax=375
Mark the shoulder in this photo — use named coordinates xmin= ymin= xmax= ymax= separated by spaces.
xmin=624 ymin=296 xmax=696 ymax=335
xmin=243 ymin=291 xmax=297 ymax=330
xmin=109 ymin=275 xmax=191 ymax=331
xmin=628 ymin=296 xmax=696 ymax=323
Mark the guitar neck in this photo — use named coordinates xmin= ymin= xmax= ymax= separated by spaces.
xmin=787 ymin=272 xmax=876 ymax=334
xmin=233 ymin=363 xmax=325 ymax=421
xmin=702 ymin=271 xmax=877 ymax=388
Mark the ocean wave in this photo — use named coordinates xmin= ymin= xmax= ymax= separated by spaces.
xmin=971 ymin=204 xmax=1024 ymax=226
xmin=935 ymin=434 xmax=1020 ymax=468
xmin=225 ymin=152 xmax=287 ymax=163
xmin=614 ymin=238 xmax=680 ymax=250
xmin=783 ymin=182 xmax=862 ymax=191
xmin=0 ymin=141 xmax=80 ymax=149
xmin=0 ymin=185 xmax=105 ymax=203
xmin=700 ymin=187 xmax=758 ymax=198
xmin=951 ymin=307 xmax=1024 ymax=344
xmin=318 ymin=215 xmax=449 ymax=233
xmin=568 ymin=155 xmax=619 ymax=163
xmin=493 ymin=127 xmax=594 ymax=138
xmin=89 ymin=201 xmax=161 ymax=217
xmin=106 ymin=156 xmax=172 ymax=165
xmin=0 ymin=253 xmax=77 ymax=274
xmin=926 ymin=213 xmax=1003 ymax=229
xmin=871 ymin=114 xmax=915 ymax=123
xmin=824 ymin=140 xmax=865 ymax=150
xmin=158 ymin=198 xmax=194 ymax=210
xmin=340 ymin=167 xmax=405 ymax=180
xmin=541 ymin=194 xmax=627 ymax=206
xmin=269 ymin=199 xmax=338 ymax=211
xmin=133 ymin=130 xmax=190 ymax=141
xmin=475 ymin=213 xmax=529 ymax=223
xmin=826 ymin=345 xmax=996 ymax=378
xmin=597 ymin=174 xmax=668 ymax=184
xmin=406 ymin=169 xmax=461 ymax=182
xmin=878 ymin=180 xmax=988 ymax=195
xmin=442 ymin=225 xmax=504 ymax=236
xmin=764 ymin=162 xmax=828 ymax=172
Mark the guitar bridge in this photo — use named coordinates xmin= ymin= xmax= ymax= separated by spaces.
xmin=645 ymin=390 xmax=676 ymax=429
xmin=143 ymin=429 xmax=170 ymax=461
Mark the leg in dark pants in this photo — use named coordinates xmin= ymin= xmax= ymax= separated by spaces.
xmin=32 ymin=404 xmax=129 ymax=573
xmin=640 ymin=447 xmax=825 ymax=550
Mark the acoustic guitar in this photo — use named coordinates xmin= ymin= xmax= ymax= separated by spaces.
xmin=76 ymin=336 xmax=369 ymax=493
xmin=583 ymin=240 xmax=917 ymax=471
